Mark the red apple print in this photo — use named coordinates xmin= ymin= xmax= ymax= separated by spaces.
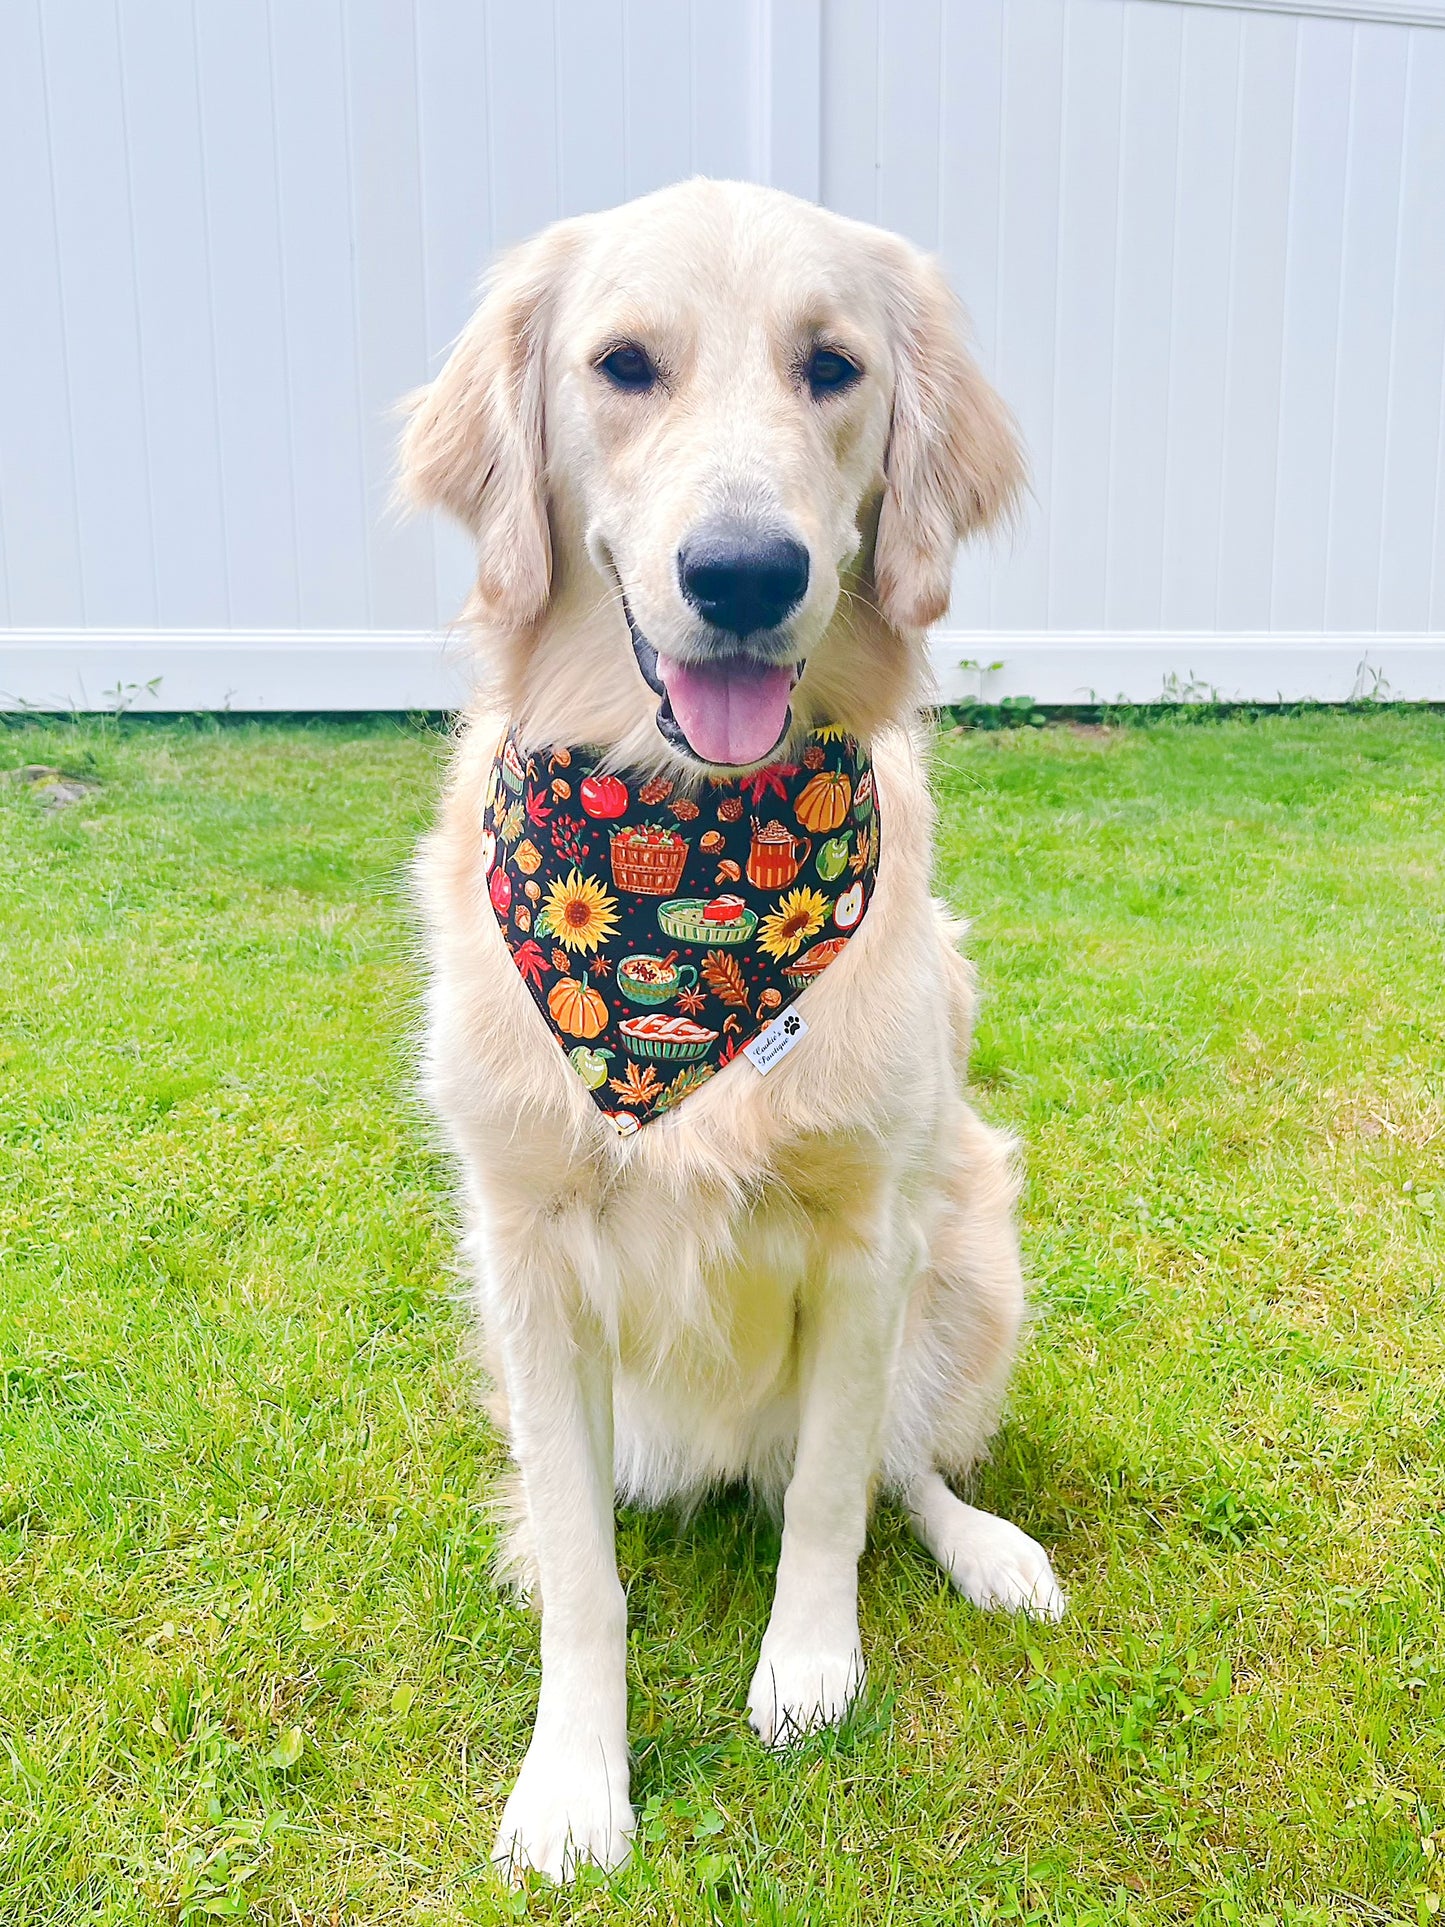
xmin=580 ymin=774 xmax=629 ymax=819
xmin=489 ymin=867 xmax=512 ymax=915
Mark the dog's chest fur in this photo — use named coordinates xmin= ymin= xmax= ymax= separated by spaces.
xmin=419 ymin=714 xmax=956 ymax=1479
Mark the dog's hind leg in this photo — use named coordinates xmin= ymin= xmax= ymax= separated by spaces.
xmin=900 ymin=1468 xmax=1065 ymax=1619
xmin=886 ymin=1100 xmax=1066 ymax=1619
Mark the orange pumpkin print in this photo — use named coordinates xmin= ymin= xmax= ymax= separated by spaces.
xmin=547 ymin=973 xmax=608 ymax=1039
xmin=795 ymin=769 xmax=852 ymax=833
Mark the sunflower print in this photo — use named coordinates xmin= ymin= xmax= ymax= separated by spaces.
xmin=482 ymin=726 xmax=879 ymax=1129
xmin=757 ymin=886 xmax=829 ymax=960
xmin=539 ymin=868 xmax=619 ymax=954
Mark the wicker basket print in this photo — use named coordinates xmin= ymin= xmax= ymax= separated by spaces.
xmin=609 ymin=828 xmax=689 ymax=895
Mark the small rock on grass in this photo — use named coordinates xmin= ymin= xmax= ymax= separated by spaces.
xmin=6 ymin=764 xmax=99 ymax=810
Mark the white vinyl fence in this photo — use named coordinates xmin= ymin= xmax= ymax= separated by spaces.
xmin=2 ymin=0 xmax=1443 ymax=710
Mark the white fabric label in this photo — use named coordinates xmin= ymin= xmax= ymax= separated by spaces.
xmin=742 ymin=1005 xmax=809 ymax=1075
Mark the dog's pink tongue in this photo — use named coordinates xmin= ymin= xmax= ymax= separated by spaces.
xmin=658 ymin=656 xmax=794 ymax=765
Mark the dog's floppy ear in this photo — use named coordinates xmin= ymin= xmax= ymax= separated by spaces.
xmin=400 ymin=223 xmax=577 ymax=630
xmin=872 ymin=242 xmax=1026 ymax=632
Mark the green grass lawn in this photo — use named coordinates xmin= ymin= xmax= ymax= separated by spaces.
xmin=2 ymin=711 xmax=1442 ymax=1927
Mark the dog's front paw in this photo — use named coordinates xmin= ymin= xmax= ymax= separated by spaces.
xmin=492 ymin=1739 xmax=633 ymax=1885
xmin=946 ymin=1512 xmax=1067 ymax=1621
xmin=747 ymin=1637 xmax=865 ymax=1747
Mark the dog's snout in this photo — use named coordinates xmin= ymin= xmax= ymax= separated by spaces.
xmin=677 ymin=526 xmax=810 ymax=639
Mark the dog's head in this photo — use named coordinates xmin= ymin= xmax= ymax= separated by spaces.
xmin=403 ymin=180 xmax=1023 ymax=771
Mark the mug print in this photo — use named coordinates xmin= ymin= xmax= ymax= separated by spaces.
xmin=481 ymin=726 xmax=880 ymax=1126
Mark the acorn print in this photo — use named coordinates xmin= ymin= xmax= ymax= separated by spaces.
xmin=700 ymin=830 xmax=725 ymax=855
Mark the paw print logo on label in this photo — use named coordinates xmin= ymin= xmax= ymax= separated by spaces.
xmin=742 ymin=1005 xmax=809 ymax=1075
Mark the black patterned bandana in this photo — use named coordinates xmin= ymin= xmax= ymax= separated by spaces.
xmin=481 ymin=727 xmax=880 ymax=1131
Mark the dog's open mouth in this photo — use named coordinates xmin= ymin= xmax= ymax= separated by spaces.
xmin=625 ymin=603 xmax=800 ymax=768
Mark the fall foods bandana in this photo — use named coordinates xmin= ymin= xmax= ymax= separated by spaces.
xmin=481 ymin=726 xmax=880 ymax=1131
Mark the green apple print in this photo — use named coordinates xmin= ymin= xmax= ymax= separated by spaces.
xmin=568 ymin=1044 xmax=611 ymax=1090
xmin=816 ymin=832 xmax=851 ymax=882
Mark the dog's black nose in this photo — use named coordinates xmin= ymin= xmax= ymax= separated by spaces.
xmin=677 ymin=526 xmax=810 ymax=638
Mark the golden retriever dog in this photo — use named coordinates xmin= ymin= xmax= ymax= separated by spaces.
xmin=404 ymin=178 xmax=1064 ymax=1883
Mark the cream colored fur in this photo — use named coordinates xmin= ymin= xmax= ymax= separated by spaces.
xmin=405 ymin=180 xmax=1062 ymax=1885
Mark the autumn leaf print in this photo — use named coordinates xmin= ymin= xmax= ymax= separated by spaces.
xmin=740 ymin=762 xmax=800 ymax=806
xmin=609 ymin=1062 xmax=663 ymax=1107
xmin=654 ymin=1065 xmax=712 ymax=1113
xmin=512 ymin=939 xmax=547 ymax=989
xmin=525 ymin=785 xmax=553 ymax=826
xmin=499 ymin=801 xmax=525 ymax=844
xmin=701 ymin=950 xmax=751 ymax=1011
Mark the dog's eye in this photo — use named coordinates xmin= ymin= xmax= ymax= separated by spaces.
xmin=597 ymin=343 xmax=657 ymax=392
xmin=805 ymin=347 xmax=862 ymax=397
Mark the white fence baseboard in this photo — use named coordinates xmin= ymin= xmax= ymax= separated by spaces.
xmin=1 ymin=629 xmax=1441 ymax=714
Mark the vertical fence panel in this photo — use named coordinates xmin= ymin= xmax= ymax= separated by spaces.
xmin=557 ymin=1 xmax=627 ymax=217
xmin=116 ymin=0 xmax=231 ymax=628
xmin=1216 ymin=9 xmax=1297 ymax=631
xmin=484 ymin=2 xmax=561 ymax=249
xmin=1270 ymin=15 xmax=1354 ymax=630
xmin=991 ymin=0 xmax=1066 ymax=631
xmin=1105 ymin=1 xmax=1183 ymax=630
xmin=938 ymin=0 xmax=1006 ymax=630
xmin=342 ymin=0 xmax=435 ymax=630
xmin=690 ymin=0 xmax=756 ymax=180
xmin=42 ymin=1 xmax=157 ymax=627
xmin=1161 ymin=6 xmax=1241 ymax=630
xmin=1046 ymin=0 xmax=1125 ymax=632
xmin=876 ymin=0 xmax=942 ymax=250
xmin=269 ymin=0 xmax=378 ymax=632
xmin=0 ymin=0 xmax=84 ymax=626
xmin=820 ymin=0 xmax=879 ymax=223
xmin=624 ymin=0 xmax=695 ymax=197
xmin=1325 ymin=25 xmax=1408 ymax=630
xmin=194 ymin=1 xmax=299 ymax=627
xmin=1378 ymin=30 xmax=1445 ymax=630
